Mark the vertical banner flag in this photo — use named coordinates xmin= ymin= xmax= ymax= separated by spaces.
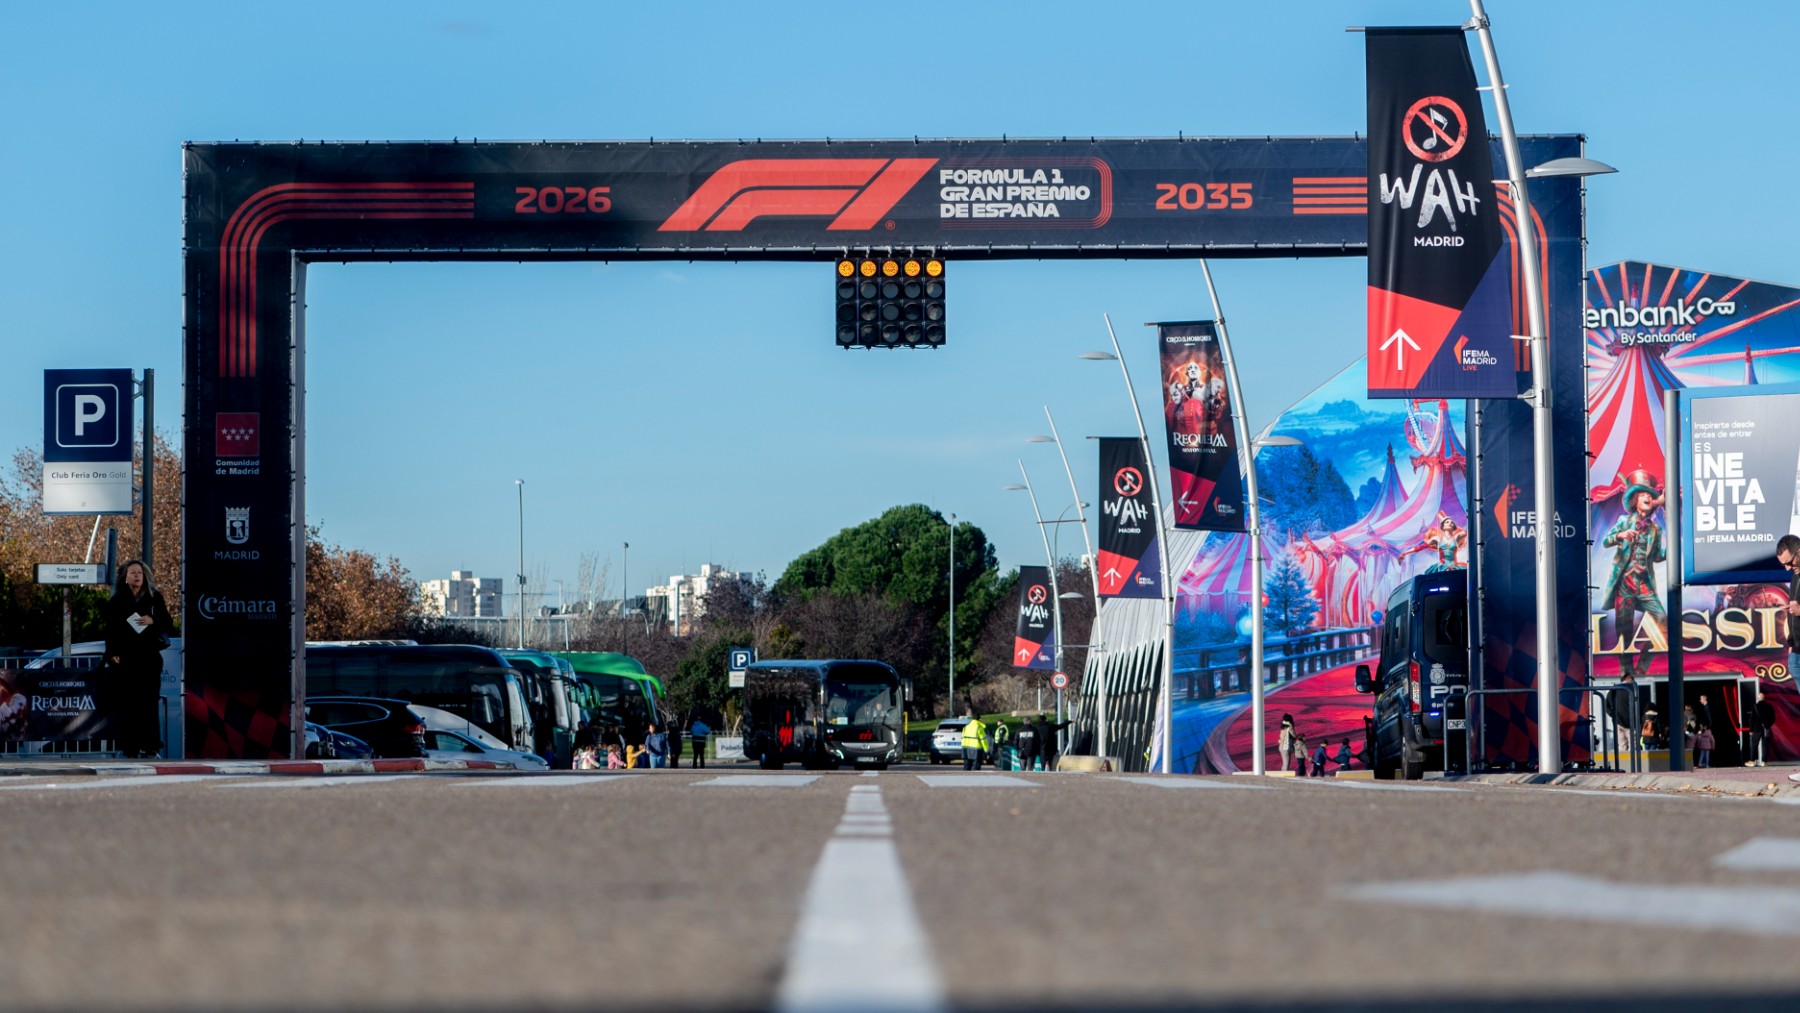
xmin=1684 ymin=387 xmax=1800 ymax=584
xmin=1012 ymin=565 xmax=1057 ymax=670
xmin=1366 ymin=28 xmax=1521 ymax=399
xmin=1097 ymin=437 xmax=1163 ymax=598
xmin=1158 ymin=321 xmax=1246 ymax=531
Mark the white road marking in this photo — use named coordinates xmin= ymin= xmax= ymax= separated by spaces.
xmin=1117 ymin=776 xmax=1279 ymax=790
xmin=1714 ymin=837 xmax=1800 ymax=871
xmin=1305 ymin=780 xmax=1466 ymax=793
xmin=454 ymin=774 xmax=633 ymax=788
xmin=691 ymin=775 xmax=822 ymax=788
xmin=915 ymin=774 xmax=1039 ymax=788
xmin=214 ymin=774 xmax=425 ymax=789
xmin=1340 ymin=871 xmax=1800 ymax=937
xmin=0 ymin=774 xmax=228 ymax=791
xmin=776 ymin=784 xmax=943 ymax=1013
xmin=1536 ymin=787 xmax=1690 ymax=801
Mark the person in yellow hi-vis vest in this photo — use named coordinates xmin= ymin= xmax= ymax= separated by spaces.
xmin=960 ymin=713 xmax=990 ymax=771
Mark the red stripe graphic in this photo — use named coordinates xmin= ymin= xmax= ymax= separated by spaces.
xmin=1292 ymin=176 xmax=1367 ymax=215
xmin=218 ymin=182 xmax=474 ymax=377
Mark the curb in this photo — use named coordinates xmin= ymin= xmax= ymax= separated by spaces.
xmin=1450 ymin=770 xmax=1800 ymax=798
xmin=0 ymin=758 xmax=520 ymax=778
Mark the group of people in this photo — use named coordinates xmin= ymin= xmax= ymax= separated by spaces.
xmin=959 ymin=712 xmax=1070 ymax=771
xmin=572 ymin=716 xmax=713 ymax=770
xmin=1276 ymin=713 xmax=1362 ymax=777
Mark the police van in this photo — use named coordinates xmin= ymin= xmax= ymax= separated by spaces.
xmin=1355 ymin=570 xmax=1469 ymax=779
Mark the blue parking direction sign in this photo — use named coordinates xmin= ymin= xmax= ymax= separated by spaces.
xmin=43 ymin=369 xmax=135 ymax=514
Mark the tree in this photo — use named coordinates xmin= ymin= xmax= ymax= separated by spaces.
xmin=1258 ymin=444 xmax=1357 ymax=539
xmin=303 ymin=525 xmax=422 ymax=641
xmin=1262 ymin=554 xmax=1320 ymax=637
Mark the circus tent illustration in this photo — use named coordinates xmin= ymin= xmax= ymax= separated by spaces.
xmin=1177 ymin=397 xmax=1468 ymax=633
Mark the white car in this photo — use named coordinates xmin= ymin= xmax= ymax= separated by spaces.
xmin=421 ymin=728 xmax=548 ymax=769
xmin=405 ymin=702 xmax=513 ymax=750
xmin=930 ymin=718 xmax=971 ymax=765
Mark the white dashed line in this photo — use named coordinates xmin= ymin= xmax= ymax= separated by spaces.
xmin=776 ymin=784 xmax=943 ymax=1013
xmin=691 ymin=775 xmax=822 ymax=788
xmin=0 ymin=774 xmax=228 ymax=791
xmin=1714 ymin=837 xmax=1800 ymax=871
xmin=915 ymin=774 xmax=1038 ymax=788
xmin=1117 ymin=776 xmax=1280 ymax=790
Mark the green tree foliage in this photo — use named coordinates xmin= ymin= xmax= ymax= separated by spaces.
xmin=1262 ymin=554 xmax=1321 ymax=636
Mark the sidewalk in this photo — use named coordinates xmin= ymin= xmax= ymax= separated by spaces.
xmin=1454 ymin=761 xmax=1800 ymax=798
xmin=0 ymin=757 xmax=522 ymax=778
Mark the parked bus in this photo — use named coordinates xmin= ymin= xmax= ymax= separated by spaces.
xmin=498 ymin=649 xmax=580 ymax=768
xmin=743 ymin=659 xmax=909 ymax=770
xmin=553 ymin=652 xmax=663 ymax=746
xmin=304 ymin=643 xmax=534 ymax=753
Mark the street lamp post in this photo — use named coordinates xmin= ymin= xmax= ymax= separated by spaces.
xmin=1029 ymin=404 xmax=1109 ymax=757
xmin=621 ymin=541 xmax=629 ymax=657
xmin=1084 ymin=316 xmax=1177 ymax=774
xmin=1005 ymin=464 xmax=1083 ymax=732
xmin=1198 ymin=261 xmax=1303 ymax=776
xmin=1469 ymin=0 xmax=1616 ymax=773
xmin=947 ymin=512 xmax=957 ymax=715
xmin=515 ymin=479 xmax=526 ymax=650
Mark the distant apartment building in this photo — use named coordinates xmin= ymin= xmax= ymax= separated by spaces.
xmin=419 ymin=570 xmax=504 ymax=618
xmin=644 ymin=563 xmax=739 ymax=635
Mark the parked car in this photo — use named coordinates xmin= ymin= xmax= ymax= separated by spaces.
xmin=929 ymin=718 xmax=971 ymax=765
xmin=303 ymin=722 xmax=373 ymax=760
xmin=303 ymin=696 xmax=427 ymax=758
xmin=421 ymin=728 xmax=548 ymax=769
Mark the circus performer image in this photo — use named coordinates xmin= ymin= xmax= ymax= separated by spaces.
xmin=1405 ymin=515 xmax=1467 ymax=572
xmin=1602 ymin=469 xmax=1667 ymax=678
xmin=1166 ymin=357 xmax=1226 ymax=439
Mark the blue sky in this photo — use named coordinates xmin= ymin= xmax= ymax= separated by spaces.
xmin=5 ymin=1 xmax=1799 ymax=612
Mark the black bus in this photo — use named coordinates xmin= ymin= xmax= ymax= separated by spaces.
xmin=305 ymin=644 xmax=535 ymax=753
xmin=743 ymin=659 xmax=909 ymax=770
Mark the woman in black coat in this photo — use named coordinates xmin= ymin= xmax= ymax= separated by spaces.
xmin=104 ymin=560 xmax=172 ymax=758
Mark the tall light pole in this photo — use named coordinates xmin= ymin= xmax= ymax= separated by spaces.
xmin=1470 ymin=0 xmax=1616 ymax=773
xmin=515 ymin=479 xmax=526 ymax=650
xmin=947 ymin=512 xmax=957 ymax=715
xmin=1084 ymin=315 xmax=1177 ymax=774
xmin=1006 ymin=470 xmax=1086 ymax=737
xmin=621 ymin=541 xmax=630 ymax=657
xmin=1029 ymin=404 xmax=1109 ymax=756
xmin=1198 ymin=261 xmax=1303 ymax=776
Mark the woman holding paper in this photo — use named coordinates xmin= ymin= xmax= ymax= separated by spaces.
xmin=105 ymin=560 xmax=172 ymax=758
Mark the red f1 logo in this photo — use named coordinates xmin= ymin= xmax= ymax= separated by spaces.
xmin=659 ymin=158 xmax=936 ymax=232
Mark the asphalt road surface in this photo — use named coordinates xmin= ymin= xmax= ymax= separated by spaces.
xmin=4 ymin=767 xmax=1800 ymax=1012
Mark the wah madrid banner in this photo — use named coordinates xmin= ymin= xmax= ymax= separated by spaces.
xmin=1365 ymin=28 xmax=1521 ymax=399
xmin=1012 ymin=565 xmax=1057 ymax=671
xmin=1097 ymin=437 xmax=1162 ymax=598
xmin=1158 ymin=321 xmax=1246 ymax=531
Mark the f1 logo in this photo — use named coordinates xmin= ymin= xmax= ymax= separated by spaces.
xmin=43 ymin=368 xmax=132 ymax=463
xmin=660 ymin=158 xmax=936 ymax=232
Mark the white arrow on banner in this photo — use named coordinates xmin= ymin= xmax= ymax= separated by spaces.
xmin=1380 ymin=328 xmax=1421 ymax=371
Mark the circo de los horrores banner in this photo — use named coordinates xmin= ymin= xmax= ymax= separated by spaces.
xmin=1012 ymin=565 xmax=1057 ymax=671
xmin=1097 ymin=437 xmax=1162 ymax=598
xmin=1365 ymin=28 xmax=1522 ymax=400
xmin=1157 ymin=321 xmax=1245 ymax=531
xmin=1684 ymin=386 xmax=1800 ymax=585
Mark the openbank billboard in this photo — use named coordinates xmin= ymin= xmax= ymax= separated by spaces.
xmin=1586 ymin=263 xmax=1800 ymax=694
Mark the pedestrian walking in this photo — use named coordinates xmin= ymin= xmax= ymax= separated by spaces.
xmin=645 ymin=722 xmax=669 ymax=769
xmin=104 ymin=560 xmax=172 ymax=759
xmin=1608 ymin=672 xmax=1639 ymax=763
xmin=1695 ymin=724 xmax=1715 ymax=768
xmin=1034 ymin=713 xmax=1070 ymax=771
xmin=1749 ymin=687 xmax=1774 ymax=767
xmin=991 ymin=719 xmax=1013 ymax=770
xmin=668 ymin=721 xmax=684 ymax=769
xmin=1332 ymin=738 xmax=1357 ymax=771
xmin=960 ymin=712 xmax=990 ymax=771
xmin=606 ymin=743 xmax=626 ymax=769
xmin=1277 ymin=714 xmax=1299 ymax=773
xmin=1293 ymin=728 xmax=1310 ymax=776
xmin=688 ymin=716 xmax=712 ymax=768
xmin=1310 ymin=739 xmax=1330 ymax=777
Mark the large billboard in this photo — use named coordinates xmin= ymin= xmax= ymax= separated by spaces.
xmin=1587 ymin=264 xmax=1800 ymax=697
xmin=184 ymin=135 xmax=1582 ymax=759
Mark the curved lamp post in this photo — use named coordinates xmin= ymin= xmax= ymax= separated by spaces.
xmin=1028 ymin=405 xmax=1110 ymax=756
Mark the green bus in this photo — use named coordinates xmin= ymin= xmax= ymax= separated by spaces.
xmin=552 ymin=652 xmax=664 ymax=745
xmin=498 ymin=649 xmax=581 ymax=769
